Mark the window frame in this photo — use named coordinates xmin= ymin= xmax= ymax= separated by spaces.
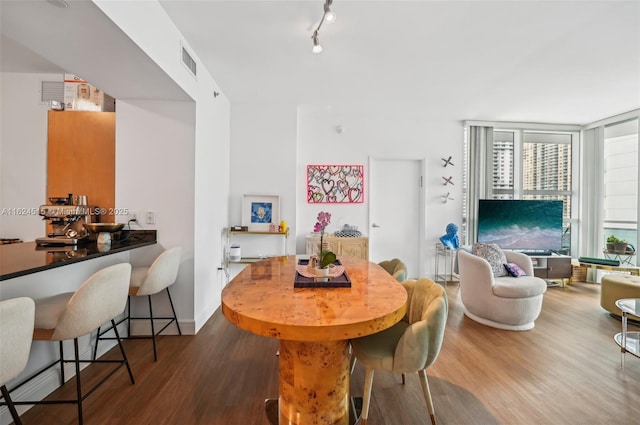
xmin=464 ymin=122 xmax=580 ymax=256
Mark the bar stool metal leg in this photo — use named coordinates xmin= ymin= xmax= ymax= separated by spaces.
xmin=73 ymin=338 xmax=83 ymax=425
xmin=1 ymin=385 xmax=23 ymax=425
xmin=166 ymin=288 xmax=182 ymax=335
xmin=148 ymin=295 xmax=157 ymax=362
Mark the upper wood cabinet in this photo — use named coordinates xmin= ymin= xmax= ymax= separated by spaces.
xmin=47 ymin=111 xmax=115 ymax=221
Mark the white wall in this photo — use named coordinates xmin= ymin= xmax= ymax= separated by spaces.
xmin=298 ymin=105 xmax=464 ymax=276
xmin=229 ymin=104 xmax=298 ymax=254
xmin=115 ymin=99 xmax=196 ymax=331
xmin=0 ymin=72 xmax=61 ymax=241
xmin=95 ymin=0 xmax=231 ymax=331
xmin=230 ymin=103 xmax=465 ymax=277
xmin=193 ymin=94 xmax=231 ymax=329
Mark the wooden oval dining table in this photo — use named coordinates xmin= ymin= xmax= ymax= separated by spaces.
xmin=221 ymin=255 xmax=408 ymax=425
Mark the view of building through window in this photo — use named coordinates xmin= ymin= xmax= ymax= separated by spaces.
xmin=604 ymin=119 xmax=639 ymax=253
xmin=492 ymin=131 xmax=514 ymax=197
xmin=491 ymin=130 xmax=573 ymax=253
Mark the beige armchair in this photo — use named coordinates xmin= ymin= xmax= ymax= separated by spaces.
xmin=378 ymin=258 xmax=408 ymax=282
xmin=457 ymin=249 xmax=547 ymax=331
xmin=350 ymin=278 xmax=447 ymax=425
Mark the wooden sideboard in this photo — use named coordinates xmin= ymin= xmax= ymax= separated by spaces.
xmin=306 ymin=234 xmax=369 ymax=260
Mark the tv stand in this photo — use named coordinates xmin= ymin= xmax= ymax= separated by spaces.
xmin=519 ymin=250 xmax=553 ymax=256
xmin=528 ymin=253 xmax=572 ymax=286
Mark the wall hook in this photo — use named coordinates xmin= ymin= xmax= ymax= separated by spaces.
xmin=441 ymin=156 xmax=454 ymax=167
xmin=442 ymin=176 xmax=454 ymax=185
xmin=441 ymin=193 xmax=454 ymax=203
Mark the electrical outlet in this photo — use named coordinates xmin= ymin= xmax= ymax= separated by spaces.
xmin=145 ymin=211 xmax=156 ymax=225
xmin=128 ymin=212 xmax=138 ymax=222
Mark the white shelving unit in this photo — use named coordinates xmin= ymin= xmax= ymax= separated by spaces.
xmin=224 ymin=229 xmax=289 ymax=282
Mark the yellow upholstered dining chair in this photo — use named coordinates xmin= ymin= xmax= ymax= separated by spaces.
xmin=378 ymin=258 xmax=408 ymax=282
xmin=350 ymin=278 xmax=448 ymax=425
xmin=0 ymin=297 xmax=35 ymax=425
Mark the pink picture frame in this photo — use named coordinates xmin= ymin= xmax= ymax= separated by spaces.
xmin=307 ymin=164 xmax=364 ymax=204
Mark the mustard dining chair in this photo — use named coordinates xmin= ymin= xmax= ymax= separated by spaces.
xmin=378 ymin=258 xmax=408 ymax=282
xmin=350 ymin=278 xmax=448 ymax=425
xmin=0 ymin=297 xmax=35 ymax=425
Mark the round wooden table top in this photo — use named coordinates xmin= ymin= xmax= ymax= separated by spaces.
xmin=222 ymin=255 xmax=408 ymax=342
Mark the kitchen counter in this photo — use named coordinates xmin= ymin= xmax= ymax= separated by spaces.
xmin=0 ymin=230 xmax=157 ymax=281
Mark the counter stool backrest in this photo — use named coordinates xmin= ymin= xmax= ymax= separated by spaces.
xmin=135 ymin=247 xmax=182 ymax=297
xmin=0 ymin=297 xmax=35 ymax=386
xmin=52 ymin=263 xmax=131 ymax=341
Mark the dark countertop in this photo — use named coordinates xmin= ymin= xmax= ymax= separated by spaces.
xmin=0 ymin=230 xmax=157 ymax=281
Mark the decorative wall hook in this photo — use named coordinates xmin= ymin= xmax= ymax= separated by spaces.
xmin=441 ymin=193 xmax=454 ymax=203
xmin=441 ymin=156 xmax=454 ymax=167
xmin=442 ymin=176 xmax=454 ymax=186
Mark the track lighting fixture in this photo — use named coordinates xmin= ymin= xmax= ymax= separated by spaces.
xmin=311 ymin=0 xmax=336 ymax=54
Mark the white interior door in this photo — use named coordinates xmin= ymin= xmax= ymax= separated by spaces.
xmin=369 ymin=158 xmax=423 ymax=279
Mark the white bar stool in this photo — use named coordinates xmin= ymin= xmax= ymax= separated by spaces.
xmin=94 ymin=247 xmax=182 ymax=362
xmin=5 ymin=263 xmax=134 ymax=425
xmin=0 ymin=297 xmax=35 ymax=425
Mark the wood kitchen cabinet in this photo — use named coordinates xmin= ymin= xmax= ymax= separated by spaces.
xmin=306 ymin=234 xmax=369 ymax=260
xmin=47 ymin=111 xmax=115 ymax=221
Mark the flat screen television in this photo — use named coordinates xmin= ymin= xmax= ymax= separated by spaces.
xmin=477 ymin=199 xmax=564 ymax=252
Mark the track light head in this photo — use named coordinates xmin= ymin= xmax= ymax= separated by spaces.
xmin=312 ymin=32 xmax=323 ymax=54
xmin=324 ymin=2 xmax=336 ymax=23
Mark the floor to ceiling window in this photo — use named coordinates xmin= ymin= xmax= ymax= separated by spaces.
xmin=488 ymin=129 xmax=575 ymax=254
xmin=603 ymin=119 xmax=639 ymax=254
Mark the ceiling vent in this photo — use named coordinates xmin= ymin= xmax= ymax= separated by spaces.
xmin=181 ymin=43 xmax=197 ymax=79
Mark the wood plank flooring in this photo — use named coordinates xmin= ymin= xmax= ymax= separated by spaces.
xmin=16 ymin=280 xmax=640 ymax=425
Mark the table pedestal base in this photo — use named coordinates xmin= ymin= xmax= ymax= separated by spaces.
xmin=271 ymin=339 xmax=355 ymax=424
xmin=265 ymin=398 xmax=362 ymax=425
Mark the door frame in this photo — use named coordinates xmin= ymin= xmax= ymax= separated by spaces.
xmin=368 ymin=156 xmax=427 ymax=278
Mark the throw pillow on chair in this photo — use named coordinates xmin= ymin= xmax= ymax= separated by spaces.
xmin=472 ymin=243 xmax=509 ymax=277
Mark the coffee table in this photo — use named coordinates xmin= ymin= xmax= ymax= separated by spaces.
xmin=614 ymin=298 xmax=640 ymax=369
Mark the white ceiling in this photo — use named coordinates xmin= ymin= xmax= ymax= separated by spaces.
xmin=2 ymin=1 xmax=639 ymax=125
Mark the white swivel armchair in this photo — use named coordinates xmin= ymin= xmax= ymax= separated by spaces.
xmin=457 ymin=249 xmax=547 ymax=331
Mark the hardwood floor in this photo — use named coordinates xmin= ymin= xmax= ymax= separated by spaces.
xmin=16 ymin=280 xmax=640 ymax=424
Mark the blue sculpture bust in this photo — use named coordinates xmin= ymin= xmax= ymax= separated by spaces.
xmin=439 ymin=223 xmax=460 ymax=249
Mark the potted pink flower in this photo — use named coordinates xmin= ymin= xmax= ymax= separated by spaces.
xmin=314 ymin=211 xmax=337 ymax=269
